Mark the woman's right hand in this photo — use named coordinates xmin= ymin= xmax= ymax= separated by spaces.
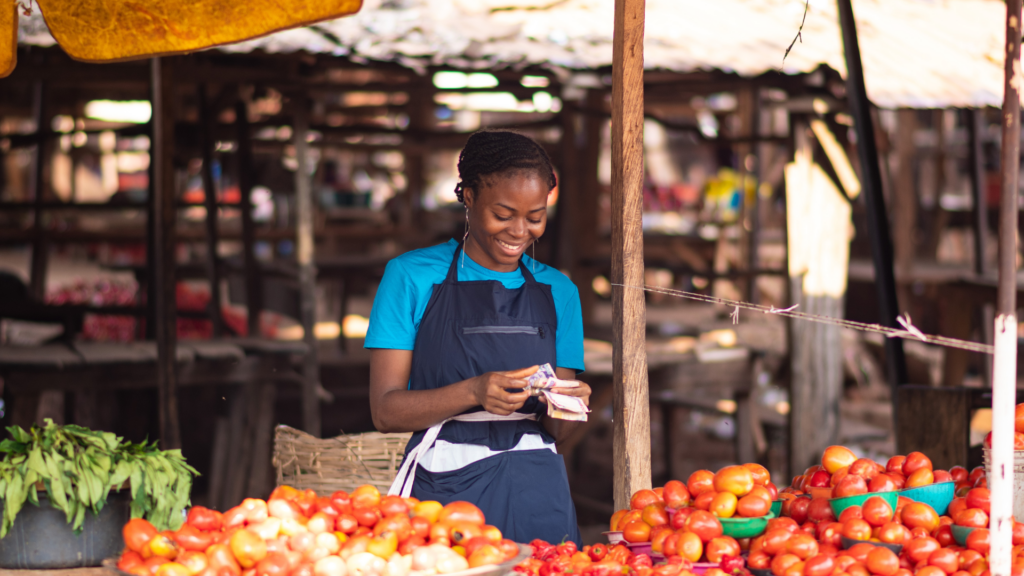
xmin=471 ymin=365 xmax=537 ymax=415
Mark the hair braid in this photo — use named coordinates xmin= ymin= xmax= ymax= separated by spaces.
xmin=454 ymin=130 xmax=557 ymax=203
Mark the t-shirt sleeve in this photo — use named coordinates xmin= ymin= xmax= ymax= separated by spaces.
xmin=555 ymin=282 xmax=586 ymax=373
xmin=364 ymin=258 xmax=419 ymax=350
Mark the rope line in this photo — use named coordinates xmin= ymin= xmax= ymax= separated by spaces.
xmin=612 ymin=284 xmax=995 ymax=355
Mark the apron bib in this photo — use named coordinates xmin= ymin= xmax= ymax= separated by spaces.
xmin=393 ymin=244 xmax=580 ymax=545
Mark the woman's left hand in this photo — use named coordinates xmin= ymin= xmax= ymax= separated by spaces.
xmin=538 ymin=380 xmax=591 ymax=407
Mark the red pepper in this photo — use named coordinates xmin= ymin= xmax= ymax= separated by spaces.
xmin=557 ymin=541 xmax=579 ymax=557
xmin=516 ymin=558 xmax=545 ymax=576
xmin=588 ymin=544 xmax=609 ymax=562
xmin=606 ymin=545 xmax=633 ymax=565
xmin=628 ymin=554 xmax=652 ymax=572
xmin=720 ymin=556 xmax=745 ymax=575
xmin=531 ymin=540 xmax=557 ymax=561
xmin=541 ymin=556 xmax=573 ymax=576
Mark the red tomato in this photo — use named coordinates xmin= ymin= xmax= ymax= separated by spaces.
xmin=948 ymin=497 xmax=968 ymax=520
xmin=744 ymin=463 xmax=771 ymax=486
xmin=867 ymin=547 xmax=900 ymax=576
xmin=771 ymin=554 xmax=801 ymax=576
xmin=822 ymin=446 xmax=858 ymax=474
xmin=737 ymin=493 xmax=771 ymax=518
xmin=846 ymin=543 xmax=875 ymax=564
xmin=438 ymin=501 xmax=485 ymax=525
xmin=352 ymin=507 xmax=381 ymax=528
xmin=374 ymin=514 xmax=412 ymax=542
xmin=748 ymin=551 xmax=771 ymax=570
xmin=254 ymin=552 xmax=291 ymax=576
xmin=809 ymin=471 xmax=832 ymax=488
xmin=886 ymin=456 xmax=907 ymax=475
xmin=869 ymin=474 xmax=898 ymax=493
xmin=902 ymin=503 xmax=940 ymax=532
xmin=934 ymin=524 xmax=955 ymax=548
xmin=1014 ymin=521 xmax=1024 ymax=546
xmin=329 ymin=491 xmax=352 ymax=515
xmin=850 ymin=459 xmax=881 ymax=481
xmin=676 ymin=531 xmax=703 ymax=563
xmin=349 ymin=485 xmax=381 ymax=509
xmin=705 ymin=536 xmax=741 ymax=563
xmin=955 ymin=509 xmax=989 ymax=528
xmin=186 ymin=507 xmax=223 ymax=532
xmin=967 ymin=467 xmax=986 ymax=485
xmin=808 ymin=498 xmax=837 ymax=523
xmin=906 ymin=468 xmax=936 ymax=488
xmin=934 ymin=470 xmax=954 ymax=484
xmin=670 ymin=506 xmax=695 ymax=530
xmin=621 ymin=519 xmax=651 ymax=543
xmin=949 ymin=466 xmax=969 ymax=484
xmin=630 ymin=489 xmax=661 ymax=510
xmin=662 ymin=480 xmax=691 ymax=509
xmin=929 ymin=548 xmax=959 ymax=574
xmin=124 ymin=518 xmax=159 ymax=554
xmin=683 ymin=510 xmax=724 ymax=543
xmin=905 ymin=537 xmax=941 ymax=563
xmin=818 ymin=522 xmax=843 ymax=547
xmin=693 ymin=491 xmax=716 ymax=511
xmin=688 ymin=470 xmax=716 ymax=497
xmin=839 ymin=506 xmax=864 ymax=523
xmin=862 ymin=496 xmax=894 ymax=527
xmin=785 ymin=533 xmax=818 ymax=560
xmin=903 ymin=452 xmax=934 ymax=477
xmin=714 ymin=466 xmax=755 ymax=497
xmin=833 ymin=475 xmax=869 ymax=498
xmin=965 ymin=488 xmax=991 ymax=513
xmin=762 ymin=528 xmax=794 ymax=556
xmin=378 ymin=496 xmax=408 ymax=516
xmin=642 ymin=502 xmax=670 ymax=526
xmin=966 ymin=528 xmax=990 ymax=555
xmin=877 ymin=522 xmax=907 ymax=545
xmin=788 ymin=497 xmax=810 ymax=525
xmin=918 ymin=567 xmax=947 ymax=576
xmin=172 ymin=525 xmax=212 ymax=551
xmin=841 ymin=519 xmax=872 ymax=541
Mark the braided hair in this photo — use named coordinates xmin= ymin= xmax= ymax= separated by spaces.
xmin=454 ymin=130 xmax=557 ymax=203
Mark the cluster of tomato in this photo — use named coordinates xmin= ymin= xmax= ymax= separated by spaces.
xmin=950 ymin=485 xmax=1024 ymax=542
xmin=782 ymin=448 xmax=957 ymax=502
xmin=47 ymin=279 xmax=139 ymax=342
xmin=514 ymin=539 xmax=747 ymax=576
xmin=980 ymin=404 xmax=1024 ymax=451
xmin=680 ymin=464 xmax=778 ymax=520
xmin=115 ymin=484 xmax=520 ymax=576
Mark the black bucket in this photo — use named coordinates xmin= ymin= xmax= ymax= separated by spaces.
xmin=0 ymin=491 xmax=129 ymax=568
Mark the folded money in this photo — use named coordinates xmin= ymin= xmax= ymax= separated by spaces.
xmin=526 ymin=363 xmax=580 ymax=393
xmin=542 ymin=390 xmax=589 ymax=421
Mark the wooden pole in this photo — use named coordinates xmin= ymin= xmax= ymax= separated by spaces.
xmin=293 ymin=103 xmax=322 ymax=438
xmin=198 ymin=84 xmax=224 ymax=337
xmin=558 ymin=102 xmax=579 ymax=273
xmin=836 ymin=0 xmax=908 ymax=390
xmin=988 ymin=2 xmax=1021 ymax=573
xmin=967 ymin=108 xmax=989 ymax=277
xmin=151 ymin=57 xmax=181 ymax=449
xmin=611 ymin=0 xmax=651 ymax=511
xmin=29 ymin=80 xmax=47 ymax=301
xmin=235 ymin=100 xmax=262 ymax=337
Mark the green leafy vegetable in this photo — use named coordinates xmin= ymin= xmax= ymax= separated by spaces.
xmin=0 ymin=419 xmax=198 ymax=538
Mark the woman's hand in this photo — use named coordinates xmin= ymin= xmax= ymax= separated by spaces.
xmin=538 ymin=380 xmax=592 ymax=407
xmin=472 ymin=365 xmax=537 ymax=416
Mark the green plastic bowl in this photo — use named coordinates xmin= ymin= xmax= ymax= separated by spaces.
xmin=900 ymin=482 xmax=955 ymax=516
xmin=770 ymin=500 xmax=782 ymax=518
xmin=720 ymin=511 xmax=775 ymax=539
xmin=952 ymin=525 xmax=977 ymax=547
xmin=829 ymin=491 xmax=899 ymax=518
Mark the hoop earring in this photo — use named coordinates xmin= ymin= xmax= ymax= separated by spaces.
xmin=531 ymin=238 xmax=537 ymax=273
xmin=461 ymin=208 xmax=469 ymax=269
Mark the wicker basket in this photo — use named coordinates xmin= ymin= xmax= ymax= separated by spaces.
xmin=273 ymin=425 xmax=411 ymax=494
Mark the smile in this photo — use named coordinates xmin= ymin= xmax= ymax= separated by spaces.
xmin=496 ymin=239 xmax=524 ymax=252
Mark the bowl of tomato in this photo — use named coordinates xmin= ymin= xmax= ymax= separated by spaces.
xmin=900 ymin=482 xmax=955 ymax=516
xmin=829 ymin=490 xmax=898 ymax=518
xmin=769 ymin=500 xmax=782 ymax=518
xmin=951 ymin=524 xmax=977 ymax=547
xmin=718 ymin=512 xmax=775 ymax=539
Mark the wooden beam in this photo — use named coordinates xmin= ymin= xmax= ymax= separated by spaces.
xmin=557 ymin=102 xmax=580 ymax=272
xmin=967 ymin=109 xmax=989 ymax=277
xmin=893 ymin=109 xmax=917 ymax=288
xmin=836 ymin=0 xmax=908 ymax=390
xmin=293 ymin=103 xmax=322 ymax=438
xmin=610 ymin=0 xmax=651 ymax=512
xmin=29 ymin=81 xmax=48 ymax=302
xmin=578 ymin=89 xmax=604 ymax=328
xmin=235 ymin=100 xmax=263 ymax=337
xmin=198 ymin=84 xmax=225 ymax=337
xmin=989 ymin=1 xmax=1021 ymax=572
xmin=151 ymin=57 xmax=181 ymax=450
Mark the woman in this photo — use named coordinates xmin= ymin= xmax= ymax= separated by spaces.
xmin=366 ymin=130 xmax=591 ymax=545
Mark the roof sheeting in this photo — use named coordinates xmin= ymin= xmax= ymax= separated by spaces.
xmin=18 ymin=0 xmax=1011 ymax=108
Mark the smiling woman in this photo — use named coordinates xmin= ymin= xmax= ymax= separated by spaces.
xmin=363 ymin=130 xmax=589 ymax=545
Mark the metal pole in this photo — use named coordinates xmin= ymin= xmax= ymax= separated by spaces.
xmin=988 ymin=3 xmax=1021 ymax=574
xmin=836 ymin=0 xmax=908 ymax=388
xmin=151 ymin=57 xmax=181 ymax=449
xmin=198 ymin=84 xmax=224 ymax=337
xmin=293 ymin=103 xmax=322 ymax=437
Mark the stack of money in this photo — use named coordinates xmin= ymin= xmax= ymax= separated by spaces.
xmin=526 ymin=363 xmax=589 ymax=422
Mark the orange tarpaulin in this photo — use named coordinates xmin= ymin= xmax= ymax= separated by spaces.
xmin=0 ymin=0 xmax=362 ymax=77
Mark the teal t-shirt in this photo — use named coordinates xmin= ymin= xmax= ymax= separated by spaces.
xmin=364 ymin=239 xmax=585 ymax=372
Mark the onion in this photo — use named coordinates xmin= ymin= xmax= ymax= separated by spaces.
xmin=314 ymin=556 xmax=348 ymax=576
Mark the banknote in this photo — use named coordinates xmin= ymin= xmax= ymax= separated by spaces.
xmin=526 ymin=363 xmax=580 ymax=393
xmin=542 ymin=390 xmax=589 ymax=421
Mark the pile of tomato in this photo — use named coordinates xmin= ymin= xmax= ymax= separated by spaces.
xmin=115 ymin=484 xmax=520 ymax=576
xmin=514 ymin=539 xmax=746 ymax=576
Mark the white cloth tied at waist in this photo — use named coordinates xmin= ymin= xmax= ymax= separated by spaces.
xmin=387 ymin=411 xmax=554 ymax=497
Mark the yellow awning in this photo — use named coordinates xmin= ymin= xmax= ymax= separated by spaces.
xmin=0 ymin=0 xmax=362 ymax=77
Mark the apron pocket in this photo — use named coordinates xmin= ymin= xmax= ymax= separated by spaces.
xmin=463 ymin=325 xmax=544 ymax=338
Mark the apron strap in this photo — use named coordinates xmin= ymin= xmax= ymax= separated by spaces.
xmin=444 ymin=242 xmax=536 ymax=284
xmin=388 ymin=412 xmax=538 ymax=497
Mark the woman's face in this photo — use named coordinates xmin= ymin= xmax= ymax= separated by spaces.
xmin=463 ymin=171 xmax=550 ymax=272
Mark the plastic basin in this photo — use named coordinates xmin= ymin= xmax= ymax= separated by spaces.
xmin=951 ymin=525 xmax=977 ymax=547
xmin=720 ymin=512 xmax=775 ymax=539
xmin=829 ymin=491 xmax=899 ymax=518
xmin=625 ymin=541 xmax=652 ymax=557
xmin=770 ymin=500 xmax=782 ymax=517
xmin=840 ymin=536 xmax=902 ymax=555
xmin=900 ymin=482 xmax=955 ymax=516
xmin=603 ymin=531 xmax=624 ymax=545
xmin=0 ymin=492 xmax=129 ymax=568
xmin=692 ymin=563 xmax=720 ymax=575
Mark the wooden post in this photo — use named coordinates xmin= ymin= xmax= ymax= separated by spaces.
xmin=988 ymin=2 xmax=1021 ymax=573
xmin=577 ymin=89 xmax=604 ymax=327
xmin=610 ymin=0 xmax=651 ymax=511
xmin=293 ymin=103 xmax=322 ymax=438
xmin=235 ymin=100 xmax=262 ymax=337
xmin=198 ymin=84 xmax=224 ymax=337
xmin=967 ymin=108 xmax=989 ymax=277
xmin=151 ymin=57 xmax=181 ymax=449
xmin=836 ymin=0 xmax=908 ymax=390
xmin=558 ymin=101 xmax=579 ymax=273
xmin=29 ymin=80 xmax=47 ymax=301
xmin=893 ymin=110 xmax=916 ymax=286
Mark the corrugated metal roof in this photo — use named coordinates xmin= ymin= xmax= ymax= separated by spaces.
xmin=17 ymin=0 xmax=1011 ymax=108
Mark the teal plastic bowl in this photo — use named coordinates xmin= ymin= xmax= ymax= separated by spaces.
xmin=900 ymin=482 xmax=955 ymax=516
xmin=770 ymin=500 xmax=782 ymax=518
xmin=720 ymin=511 xmax=775 ymax=539
xmin=829 ymin=491 xmax=899 ymax=518
xmin=952 ymin=525 xmax=978 ymax=547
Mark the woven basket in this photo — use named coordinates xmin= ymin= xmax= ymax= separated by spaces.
xmin=273 ymin=425 xmax=411 ymax=494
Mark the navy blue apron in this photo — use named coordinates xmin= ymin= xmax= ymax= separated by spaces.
xmin=403 ymin=244 xmax=580 ymax=545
